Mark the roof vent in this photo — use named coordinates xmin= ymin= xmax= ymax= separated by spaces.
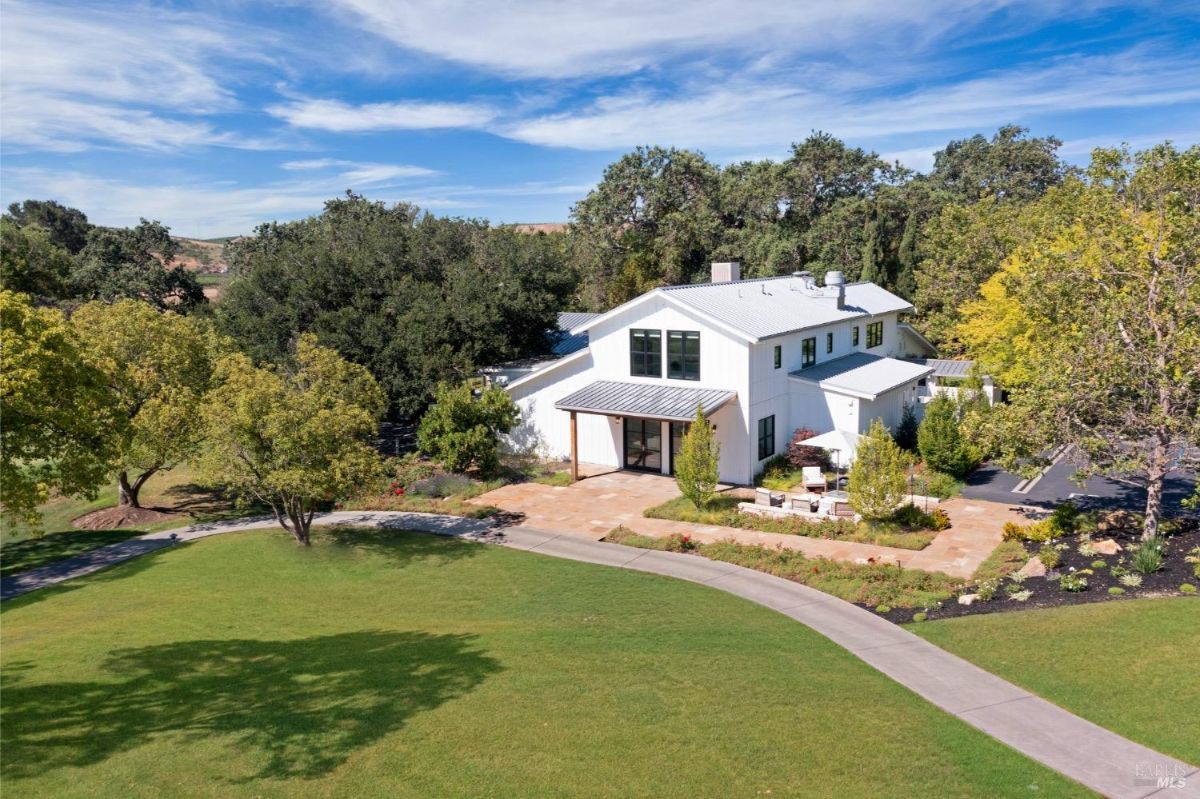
xmin=825 ymin=270 xmax=844 ymax=287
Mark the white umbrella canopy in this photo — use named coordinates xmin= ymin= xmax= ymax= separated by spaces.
xmin=800 ymin=430 xmax=864 ymax=463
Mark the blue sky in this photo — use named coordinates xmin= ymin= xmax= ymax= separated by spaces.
xmin=1 ymin=0 xmax=1197 ymax=237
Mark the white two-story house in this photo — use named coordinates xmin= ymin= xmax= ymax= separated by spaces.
xmin=501 ymin=262 xmax=933 ymax=485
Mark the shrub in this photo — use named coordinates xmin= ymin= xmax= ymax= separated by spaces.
xmin=976 ymin=579 xmax=1000 ymax=602
xmin=1108 ymin=586 xmax=1125 ymax=596
xmin=1131 ymin=536 xmax=1165 ymax=575
xmin=390 ymin=452 xmax=435 ymax=488
xmin=1003 ymin=582 xmax=1025 ymax=595
xmin=848 ymin=419 xmax=909 ymax=521
xmin=1186 ymin=546 xmax=1200 ymax=579
xmin=891 ymin=503 xmax=937 ymax=530
xmin=1077 ymin=537 xmax=1098 ymax=557
xmin=786 ymin=428 xmax=831 ymax=470
xmin=875 ymin=604 xmax=892 ymax=614
xmin=1091 ymin=560 xmax=1107 ymax=569
xmin=1037 ymin=544 xmax=1062 ymax=569
xmin=1008 ymin=571 xmax=1027 ymax=585
xmin=894 ymin=403 xmax=919 ymax=452
xmin=417 ymin=382 xmax=519 ymax=475
xmin=1049 ymin=501 xmax=1080 ymax=534
xmin=911 ymin=612 xmax=927 ymax=622
xmin=1118 ymin=573 xmax=1143 ymax=588
xmin=929 ymin=508 xmax=952 ymax=531
xmin=675 ymin=406 xmax=720 ymax=510
xmin=917 ymin=394 xmax=977 ymax=477
xmin=1180 ymin=583 xmax=1197 ymax=594
xmin=1009 ymin=589 xmax=1032 ymax=602
xmin=1002 ymin=521 xmax=1026 ymax=542
xmin=912 ymin=470 xmax=964 ymax=500
xmin=409 ymin=472 xmax=477 ymax=498
xmin=1060 ymin=572 xmax=1088 ymax=592
xmin=663 ymin=533 xmax=698 ymax=553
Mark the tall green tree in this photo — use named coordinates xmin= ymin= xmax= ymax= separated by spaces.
xmin=71 ymin=219 xmax=205 ymax=309
xmin=198 ymin=334 xmax=385 ymax=545
xmin=848 ymin=419 xmax=909 ymax=520
xmin=958 ymin=143 xmax=1200 ymax=539
xmin=675 ymin=406 xmax=720 ymax=509
xmin=917 ymin=394 xmax=978 ymax=478
xmin=0 ymin=218 xmax=73 ymax=300
xmin=0 ymin=291 xmax=119 ymax=529
xmin=5 ymin=200 xmax=92 ymax=254
xmin=72 ymin=300 xmax=217 ymax=507
xmin=929 ymin=125 xmax=1067 ymax=203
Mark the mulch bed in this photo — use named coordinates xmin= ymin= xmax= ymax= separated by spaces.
xmin=875 ymin=519 xmax=1199 ymax=624
xmin=73 ymin=505 xmax=181 ymax=530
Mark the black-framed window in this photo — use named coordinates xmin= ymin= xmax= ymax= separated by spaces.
xmin=852 ymin=326 xmax=860 ymax=346
xmin=758 ymin=415 xmax=775 ymax=460
xmin=826 ymin=332 xmax=833 ymax=353
xmin=667 ymin=330 xmax=700 ymax=380
xmin=773 ymin=344 xmax=781 ymax=369
xmin=801 ymin=337 xmax=816 ymax=368
xmin=867 ymin=321 xmax=883 ymax=349
xmin=630 ymin=329 xmax=661 ymax=377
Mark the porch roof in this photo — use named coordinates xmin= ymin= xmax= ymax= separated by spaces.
xmin=789 ymin=352 xmax=933 ymax=400
xmin=555 ymin=380 xmax=736 ymax=422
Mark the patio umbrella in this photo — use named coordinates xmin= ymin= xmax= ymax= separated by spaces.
xmin=801 ymin=430 xmax=864 ymax=488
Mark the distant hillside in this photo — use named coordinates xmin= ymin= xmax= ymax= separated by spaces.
xmin=510 ymin=222 xmax=568 ymax=234
xmin=173 ymin=237 xmax=233 ymax=273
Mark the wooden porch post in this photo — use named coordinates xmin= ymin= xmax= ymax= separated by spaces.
xmin=569 ymin=411 xmax=579 ymax=481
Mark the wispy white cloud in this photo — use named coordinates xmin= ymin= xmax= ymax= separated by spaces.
xmin=0 ymin=165 xmax=591 ymax=237
xmin=323 ymin=0 xmax=1110 ymax=78
xmin=500 ymin=48 xmax=1200 ymax=151
xmin=0 ymin=0 xmax=275 ymax=151
xmin=268 ymin=98 xmax=497 ymax=132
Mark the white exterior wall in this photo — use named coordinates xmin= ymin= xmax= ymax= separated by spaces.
xmin=859 ymin=382 xmax=922 ymax=434
xmin=506 ymin=296 xmax=753 ymax=483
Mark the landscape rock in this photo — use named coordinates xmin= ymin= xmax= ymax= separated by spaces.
xmin=958 ymin=593 xmax=978 ymax=606
xmin=1016 ymin=557 xmax=1047 ymax=578
xmin=1093 ymin=538 xmax=1122 ymax=555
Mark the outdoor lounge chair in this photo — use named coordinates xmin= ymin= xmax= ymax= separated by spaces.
xmin=831 ymin=501 xmax=855 ymax=519
xmin=801 ymin=466 xmax=826 ymax=494
xmin=755 ymin=487 xmax=785 ymax=507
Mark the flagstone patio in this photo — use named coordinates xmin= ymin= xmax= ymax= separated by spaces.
xmin=472 ymin=467 xmax=1033 ymax=578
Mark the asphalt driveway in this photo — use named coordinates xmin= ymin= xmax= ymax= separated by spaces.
xmin=962 ymin=458 xmax=1196 ymax=514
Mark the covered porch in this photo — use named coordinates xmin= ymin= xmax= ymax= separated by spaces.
xmin=554 ymin=380 xmax=737 ymax=481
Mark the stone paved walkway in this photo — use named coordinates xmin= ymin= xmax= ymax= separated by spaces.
xmin=473 ymin=469 xmax=1024 ymax=578
xmin=2 ymin=510 xmax=1195 ymax=798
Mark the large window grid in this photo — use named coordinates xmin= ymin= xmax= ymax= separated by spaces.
xmin=667 ymin=330 xmax=701 ymax=380
xmin=630 ymin=329 xmax=661 ymax=377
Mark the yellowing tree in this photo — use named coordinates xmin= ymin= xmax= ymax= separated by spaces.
xmin=0 ymin=291 xmax=118 ymax=528
xmin=198 ymin=335 xmax=385 ymax=544
xmin=957 ymin=144 xmax=1200 ymax=539
xmin=72 ymin=300 xmax=218 ymax=508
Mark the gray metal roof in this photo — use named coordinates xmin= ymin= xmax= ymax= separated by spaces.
xmin=905 ymin=358 xmax=976 ymax=378
xmin=550 ymin=312 xmax=600 ymax=356
xmin=657 ymin=277 xmax=913 ymax=341
xmin=555 ymin=380 xmax=736 ymax=421
xmin=789 ymin=352 xmax=933 ymax=399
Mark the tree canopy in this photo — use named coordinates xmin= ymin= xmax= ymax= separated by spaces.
xmin=958 ymin=143 xmax=1200 ymax=538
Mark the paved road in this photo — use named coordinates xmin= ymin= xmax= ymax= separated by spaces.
xmin=963 ymin=457 xmax=1197 ymax=513
xmin=2 ymin=511 xmax=1196 ymax=798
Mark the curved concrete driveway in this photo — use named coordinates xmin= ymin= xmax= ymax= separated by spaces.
xmin=3 ymin=511 xmax=1196 ymax=799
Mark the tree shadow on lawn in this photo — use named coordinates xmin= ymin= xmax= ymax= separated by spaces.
xmin=318 ymin=526 xmax=490 ymax=568
xmin=1 ymin=630 xmax=502 ymax=783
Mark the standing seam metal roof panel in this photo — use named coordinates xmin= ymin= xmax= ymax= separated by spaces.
xmin=555 ymin=380 xmax=736 ymax=420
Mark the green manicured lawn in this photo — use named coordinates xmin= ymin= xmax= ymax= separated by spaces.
xmin=911 ymin=597 xmax=1200 ymax=763
xmin=644 ymin=495 xmax=936 ymax=550
xmin=0 ymin=528 xmax=1090 ymax=798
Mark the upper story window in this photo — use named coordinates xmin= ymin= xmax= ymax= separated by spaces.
xmin=852 ymin=326 xmax=860 ymax=346
xmin=867 ymin=321 xmax=883 ymax=349
xmin=630 ymin=329 xmax=661 ymax=377
xmin=826 ymin=332 xmax=833 ymax=353
xmin=667 ymin=330 xmax=700 ymax=380
xmin=773 ymin=344 xmax=781 ymax=369
xmin=801 ymin=337 xmax=816 ymax=368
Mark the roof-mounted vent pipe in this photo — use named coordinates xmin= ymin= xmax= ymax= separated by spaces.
xmin=825 ymin=270 xmax=846 ymax=309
